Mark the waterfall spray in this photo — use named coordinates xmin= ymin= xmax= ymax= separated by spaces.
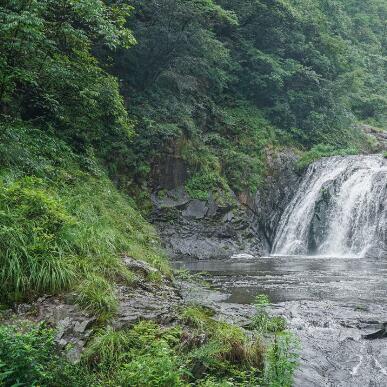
xmin=273 ymin=155 xmax=387 ymax=258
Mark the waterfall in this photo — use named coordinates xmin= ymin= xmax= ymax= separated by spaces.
xmin=273 ymin=155 xmax=387 ymax=258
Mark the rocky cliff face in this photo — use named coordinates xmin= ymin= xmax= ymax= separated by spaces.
xmin=150 ymin=149 xmax=300 ymax=259
xmin=151 ymin=187 xmax=263 ymax=259
xmin=253 ymin=149 xmax=300 ymax=251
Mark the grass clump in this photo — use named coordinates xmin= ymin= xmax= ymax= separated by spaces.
xmin=83 ymin=326 xmax=132 ymax=371
xmin=0 ymin=177 xmax=75 ymax=302
xmin=83 ymin=321 xmax=186 ymax=386
xmin=76 ymin=274 xmax=119 ymax=319
xmin=116 ymin=341 xmax=183 ymax=387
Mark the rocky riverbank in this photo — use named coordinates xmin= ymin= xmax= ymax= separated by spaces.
xmin=0 ymin=257 xmax=256 ymax=364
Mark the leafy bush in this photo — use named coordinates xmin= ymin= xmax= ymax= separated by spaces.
xmin=0 ymin=322 xmax=95 ymax=386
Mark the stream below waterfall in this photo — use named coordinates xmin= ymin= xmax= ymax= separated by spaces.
xmin=175 ymin=155 xmax=387 ymax=386
xmin=175 ymin=255 xmax=387 ymax=386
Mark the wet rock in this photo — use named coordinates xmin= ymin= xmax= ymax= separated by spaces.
xmin=308 ymin=185 xmax=335 ymax=252
xmin=254 ymin=149 xmax=300 ymax=251
xmin=152 ymin=187 xmax=263 ymax=260
xmin=176 ymin=279 xmax=255 ymax=327
xmin=7 ymin=297 xmax=97 ymax=363
xmin=113 ymin=279 xmax=182 ymax=329
xmin=151 ymin=147 xmax=301 ymax=259
xmin=182 ymin=200 xmax=208 ymax=219
xmin=151 ymin=186 xmax=190 ymax=209
xmin=206 ymin=194 xmax=218 ymax=217
xmin=362 ymin=323 xmax=387 ymax=340
xmin=16 ymin=303 xmax=34 ymax=314
xmin=222 ymin=211 xmax=233 ymax=223
xmin=230 ymin=253 xmax=255 ymax=260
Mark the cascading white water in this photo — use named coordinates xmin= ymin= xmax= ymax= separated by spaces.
xmin=273 ymin=155 xmax=387 ymax=258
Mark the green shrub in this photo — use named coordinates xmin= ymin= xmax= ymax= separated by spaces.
xmin=117 ymin=340 xmax=184 ymax=387
xmin=250 ymin=294 xmax=286 ymax=333
xmin=0 ymin=322 xmax=95 ymax=386
xmin=181 ymin=305 xmax=264 ymax=380
xmin=248 ymin=295 xmax=299 ymax=386
xmin=263 ymin=332 xmax=299 ymax=387
xmin=181 ymin=305 xmax=216 ymax=330
xmin=186 ymin=171 xmax=229 ymax=201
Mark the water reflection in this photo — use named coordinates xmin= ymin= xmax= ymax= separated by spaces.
xmin=174 ymin=256 xmax=387 ymax=305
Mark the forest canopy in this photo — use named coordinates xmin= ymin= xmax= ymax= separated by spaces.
xmin=0 ymin=0 xmax=386 ymax=194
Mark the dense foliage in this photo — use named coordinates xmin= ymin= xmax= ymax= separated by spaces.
xmin=0 ymin=322 xmax=95 ymax=386
xmin=100 ymin=0 xmax=385 ymax=196
xmin=1 ymin=0 xmax=385 ymax=196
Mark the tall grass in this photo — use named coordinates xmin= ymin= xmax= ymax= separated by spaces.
xmin=0 ymin=178 xmax=75 ymax=302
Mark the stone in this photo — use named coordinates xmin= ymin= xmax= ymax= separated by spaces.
xmin=206 ymin=194 xmax=218 ymax=217
xmin=16 ymin=303 xmax=33 ymax=314
xmin=74 ymin=318 xmax=95 ymax=333
xmin=151 ymin=149 xmax=300 ymax=260
xmin=112 ymin=281 xmax=182 ymax=329
xmin=222 ymin=211 xmax=233 ymax=223
xmin=182 ymin=199 xmax=208 ymax=219
xmin=254 ymin=149 xmax=300 ymax=252
xmin=362 ymin=323 xmax=387 ymax=340
xmin=123 ymin=256 xmax=158 ymax=275
xmin=151 ymin=186 xmax=190 ymax=209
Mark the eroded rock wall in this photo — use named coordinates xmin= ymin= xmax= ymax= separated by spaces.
xmin=151 ymin=149 xmax=300 ymax=259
